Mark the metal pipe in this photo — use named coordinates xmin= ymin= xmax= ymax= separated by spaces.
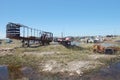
xmin=27 ymin=28 xmax=29 ymax=37
xmin=31 ymin=28 xmax=32 ymax=36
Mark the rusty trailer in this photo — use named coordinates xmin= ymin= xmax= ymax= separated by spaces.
xmin=6 ymin=22 xmax=53 ymax=47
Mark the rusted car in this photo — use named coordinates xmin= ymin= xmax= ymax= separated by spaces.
xmin=93 ymin=43 xmax=120 ymax=54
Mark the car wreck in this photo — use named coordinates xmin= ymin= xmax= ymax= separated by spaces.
xmin=93 ymin=43 xmax=120 ymax=54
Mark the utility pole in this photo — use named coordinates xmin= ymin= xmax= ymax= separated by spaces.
xmin=61 ymin=32 xmax=63 ymax=38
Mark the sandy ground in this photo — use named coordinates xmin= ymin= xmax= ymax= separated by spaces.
xmin=0 ymin=48 xmax=14 ymax=56
xmin=41 ymin=60 xmax=101 ymax=76
xmin=89 ymin=54 xmax=117 ymax=60
xmin=22 ymin=51 xmax=119 ymax=75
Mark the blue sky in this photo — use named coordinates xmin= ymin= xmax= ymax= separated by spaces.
xmin=0 ymin=0 xmax=120 ymax=38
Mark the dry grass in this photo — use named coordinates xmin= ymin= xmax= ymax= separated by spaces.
xmin=0 ymin=39 xmax=120 ymax=75
xmin=0 ymin=39 xmax=21 ymax=49
xmin=14 ymin=44 xmax=92 ymax=63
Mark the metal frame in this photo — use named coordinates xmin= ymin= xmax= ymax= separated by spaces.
xmin=6 ymin=22 xmax=53 ymax=47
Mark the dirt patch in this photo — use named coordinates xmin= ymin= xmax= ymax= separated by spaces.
xmin=41 ymin=60 xmax=102 ymax=75
xmin=0 ymin=48 xmax=14 ymax=56
xmin=24 ymin=51 xmax=60 ymax=56
xmin=89 ymin=54 xmax=117 ymax=60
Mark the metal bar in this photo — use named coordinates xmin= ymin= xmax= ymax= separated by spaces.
xmin=34 ymin=29 xmax=35 ymax=37
xmin=31 ymin=28 xmax=32 ymax=36
xmin=27 ymin=27 xmax=29 ymax=37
